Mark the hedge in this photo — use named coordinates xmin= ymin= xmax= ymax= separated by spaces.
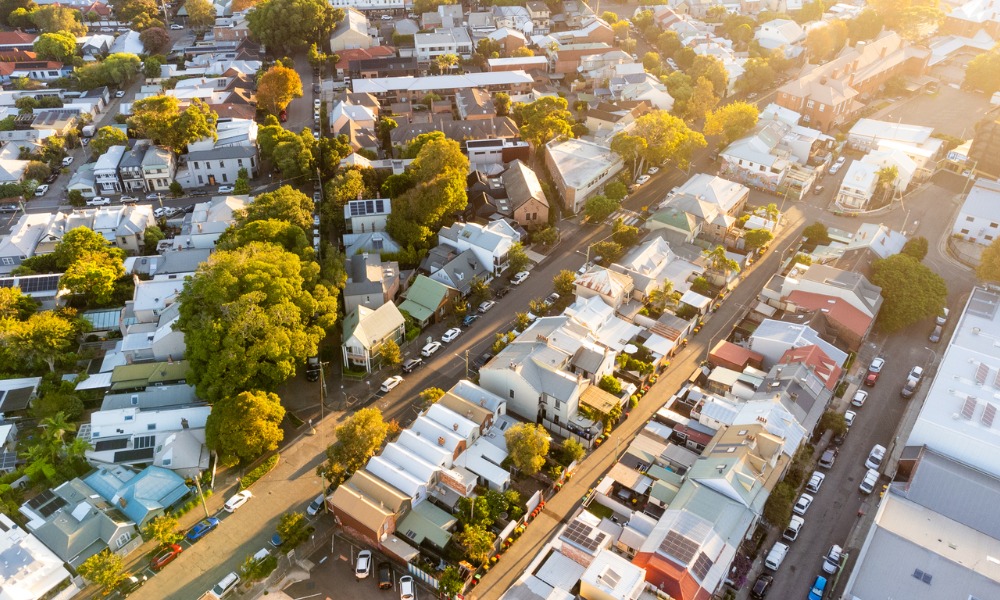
xmin=241 ymin=454 xmax=279 ymax=490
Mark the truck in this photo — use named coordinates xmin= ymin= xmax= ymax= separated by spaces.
xmin=81 ymin=125 xmax=96 ymax=138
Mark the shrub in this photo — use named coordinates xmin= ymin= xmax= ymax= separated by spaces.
xmin=241 ymin=454 xmax=279 ymax=489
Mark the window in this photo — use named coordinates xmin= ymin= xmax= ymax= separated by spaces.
xmin=238 ymin=159 xmax=244 ymax=167
xmin=988 ymin=236 xmax=995 ymax=242
xmin=819 ymin=103 xmax=825 ymax=112
xmin=991 ymin=222 xmax=998 ymax=228
xmin=219 ymin=161 xmax=224 ymax=168
xmin=222 ymin=173 xmax=228 ymax=182
xmin=198 ymin=175 xmax=204 ymax=184
xmin=114 ymin=532 xmax=132 ymax=549
xmin=147 ymin=423 xmax=155 ymax=430
xmin=961 ymin=229 xmax=970 ymax=234
xmin=509 ymin=389 xmax=514 ymax=399
xmin=124 ymin=415 xmax=134 ymax=421
xmin=967 ymin=216 xmax=975 ymax=222
xmin=806 ymin=100 xmax=815 ymax=109
xmin=193 ymin=162 xmax=199 ymax=169
xmin=1 ymin=257 xmax=13 ymax=266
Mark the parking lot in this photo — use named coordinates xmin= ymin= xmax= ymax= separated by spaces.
xmin=879 ymin=83 xmax=995 ymax=139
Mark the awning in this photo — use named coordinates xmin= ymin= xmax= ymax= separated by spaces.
xmin=608 ymin=463 xmax=653 ymax=494
xmin=381 ymin=536 xmax=419 ymax=563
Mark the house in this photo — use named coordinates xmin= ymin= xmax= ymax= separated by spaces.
xmin=525 ymin=1 xmax=551 ymax=33
xmin=184 ymin=145 xmax=258 ymax=188
xmin=329 ymin=100 xmax=378 ymax=152
xmin=343 ymin=253 xmax=400 ymax=314
xmin=390 ymin=117 xmax=522 ymax=153
xmin=486 ymin=27 xmax=528 ymax=55
xmin=350 ymin=71 xmax=535 ymax=104
xmin=329 ymin=469 xmax=411 ymax=553
xmin=775 ymin=31 xmax=930 ymax=132
xmin=782 ymin=291 xmax=874 ymax=351
xmin=0 ymin=513 xmax=76 ymax=600
xmin=32 ymin=206 xmax=156 ymax=256
xmin=108 ymin=360 xmax=190 ymax=393
xmin=344 ymin=197 xmax=390 ymax=235
xmin=499 ymin=159 xmax=549 ymax=227
xmin=487 ymin=55 xmax=550 ymax=74
xmin=748 ymin=318 xmax=849 ymax=368
xmin=585 ymin=100 xmax=652 ymax=143
xmin=330 ymin=8 xmax=372 ymax=53
xmin=438 ymin=220 xmax=518 ymax=276
xmin=545 ymin=138 xmax=625 ymax=214
xmin=611 ymin=236 xmax=705 ymax=302
xmin=455 ymin=88 xmax=497 ymax=121
xmin=943 ymin=0 xmax=1000 ymax=36
xmin=825 ymin=222 xmax=907 ymax=276
xmin=954 ymin=178 xmax=1000 ymax=245
xmin=342 ymin=302 xmax=406 ymax=372
xmin=329 ymin=0 xmax=404 ymax=9
xmin=428 ymin=249 xmax=490 ymax=297
xmin=754 ymin=19 xmax=805 ymax=58
xmin=119 ymin=301 xmax=186 ymax=363
xmin=19 ymin=478 xmax=140 ymax=568
xmin=763 ymin=263 xmax=883 ymax=319
xmin=645 ymin=175 xmax=749 ymax=246
xmin=81 ymin=466 xmax=191 ymax=528
xmin=118 ymin=141 xmax=151 ymax=193
xmin=847 ymin=118 xmax=943 ymax=177
xmin=162 ymin=195 xmax=247 ymax=250
xmin=833 ymin=160 xmax=879 ymax=210
xmin=142 ymin=145 xmax=175 ymax=192
xmin=575 ymin=267 xmax=635 ymax=309
xmin=94 ymin=145 xmax=126 ymax=194
xmin=0 ymin=213 xmax=53 ymax=274
xmin=338 ymin=47 xmax=406 ymax=78
xmin=414 ymin=28 xmax=473 ymax=62
xmin=0 ymin=31 xmax=37 ymax=52
xmin=397 ymin=274 xmax=459 ymax=328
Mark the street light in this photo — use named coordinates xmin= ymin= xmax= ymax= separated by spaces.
xmin=925 ymin=346 xmax=937 ymax=366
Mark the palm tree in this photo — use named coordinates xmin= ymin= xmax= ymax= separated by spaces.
xmin=647 ymin=280 xmax=675 ymax=314
xmin=435 ymin=53 xmax=459 ymax=75
xmin=704 ymin=245 xmax=740 ymax=275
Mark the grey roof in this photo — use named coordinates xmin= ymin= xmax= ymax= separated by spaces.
xmin=101 ymin=384 xmax=202 ymax=411
xmin=154 ymin=250 xmax=210 ymax=275
xmin=118 ymin=141 xmax=150 ymax=171
xmin=798 ymin=264 xmax=883 ymax=316
xmin=436 ymin=249 xmax=488 ymax=296
xmin=898 ymin=448 xmax=1000 ymax=538
xmin=30 ymin=479 xmax=133 ymax=566
xmin=959 ymin=178 xmax=1000 ymax=221
xmin=500 ymin=159 xmax=547 ymax=212
xmin=571 ymin=346 xmax=605 ymax=373
xmin=751 ymin=362 xmax=831 ymax=432
xmin=186 ymin=145 xmax=257 ymax=161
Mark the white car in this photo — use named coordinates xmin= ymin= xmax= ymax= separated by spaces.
xmin=381 ymin=14 xmax=393 ymax=20
xmin=441 ymin=328 xmax=461 ymax=343
xmin=313 ymin=192 xmax=322 ymax=203
xmin=792 ymin=493 xmax=814 ymax=516
xmin=859 ymin=468 xmax=879 ymax=494
xmin=380 ymin=375 xmax=403 ymax=393
xmin=635 ymin=174 xmax=651 ymax=185
xmin=844 ymin=410 xmax=856 ymax=428
xmin=478 ymin=300 xmax=495 ymax=313
xmin=511 ymin=271 xmax=530 ymax=285
xmin=154 ymin=207 xmax=168 ymax=218
xmin=61 ymin=156 xmax=74 ymax=166
xmin=34 ymin=184 xmax=49 ymax=197
xmin=851 ymin=390 xmax=868 ymax=407
xmin=86 ymin=196 xmax=110 ymax=206
xmin=421 ymin=341 xmax=442 ymax=357
xmin=218 ymin=185 xmax=235 ymax=193
xmin=115 ymin=90 xmax=125 ymax=98
xmin=865 ymin=444 xmax=886 ymax=470
xmin=314 ymin=98 xmax=321 ymax=107
xmin=355 ymin=550 xmax=372 ymax=579
xmin=829 ymin=156 xmax=847 ymax=175
xmin=805 ymin=471 xmax=825 ymax=493
xmin=648 ymin=166 xmax=659 ymax=175
xmin=208 ymin=572 xmax=240 ymax=599
xmin=146 ymin=192 xmax=161 ymax=200
xmin=822 ymin=545 xmax=843 ymax=574
xmin=170 ymin=23 xmax=184 ymax=29
xmin=399 ymin=575 xmax=415 ymax=599
xmin=223 ymin=490 xmax=252 ymax=513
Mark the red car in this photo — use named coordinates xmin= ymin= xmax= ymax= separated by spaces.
xmin=864 ymin=357 xmax=885 ymax=387
xmin=278 ymin=109 xmax=288 ymax=122
xmin=150 ymin=544 xmax=183 ymax=571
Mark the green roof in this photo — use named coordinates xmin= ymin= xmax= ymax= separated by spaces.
xmin=399 ymin=275 xmax=453 ymax=322
xmin=650 ymin=207 xmax=695 ymax=232
xmin=110 ymin=361 xmax=189 ymax=391
xmin=398 ymin=298 xmax=434 ymax=323
xmin=398 ymin=501 xmax=456 ymax=549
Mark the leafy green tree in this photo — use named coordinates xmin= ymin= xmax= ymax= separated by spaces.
xmin=817 ymin=410 xmax=847 ymax=438
xmin=257 ymin=65 xmax=303 ymax=115
xmin=247 ymin=0 xmax=345 ymax=55
xmin=901 ymin=236 xmax=928 ymax=261
xmin=604 ymin=181 xmax=627 ymax=202
xmin=239 ymin=185 xmax=314 ymax=231
xmin=964 ymin=49 xmax=1000 ymax=95
xmin=978 ymin=237 xmax=1000 ymax=283
xmin=642 ymin=51 xmax=661 ymax=72
xmin=2 ymin=311 xmax=78 ymax=372
xmin=419 ymin=387 xmax=445 ymax=405
xmin=609 ymin=133 xmax=648 ymax=174
xmin=512 ymin=97 xmax=575 ymax=149
xmin=90 ymin=125 xmax=128 ymax=156
xmin=562 ymin=438 xmax=586 ymax=464
xmin=744 ymin=229 xmax=774 ymax=252
xmin=386 ymin=136 xmax=469 ymax=247
xmin=0 ymin=0 xmax=35 ymax=27
xmin=233 ymin=168 xmax=251 ymax=195
xmin=143 ymin=515 xmax=183 ymax=546
xmin=241 ymin=551 xmax=278 ymax=582
xmin=592 ymin=240 xmax=624 ymax=263
xmin=612 ymin=218 xmax=640 ymax=247
xmin=504 ymin=423 xmax=549 ymax=476
xmin=381 ymin=338 xmax=401 ymax=366
xmin=276 ymin=511 xmax=312 ymax=549
xmin=704 ymin=245 xmax=740 ymax=274
xmin=507 ymin=242 xmax=531 ymax=274
xmin=31 ymin=5 xmax=86 ymax=35
xmin=553 ymin=270 xmax=576 ymax=297
xmin=77 ymin=550 xmax=129 ymax=593
xmin=30 ymin=374 xmax=84 ymax=421
xmin=74 ymin=53 xmax=141 ymax=89
xmin=846 ymin=9 xmax=884 ymax=42
xmin=217 ymin=220 xmax=310 ymax=259
xmin=868 ymin=0 xmax=943 ymax=40
xmin=704 ymin=102 xmax=759 ymax=144
xmin=763 ymin=481 xmax=795 ymax=526
xmin=871 ymin=254 xmax=948 ymax=332
xmin=33 ymin=31 xmax=77 ymax=62
xmin=205 ymin=390 xmax=285 ymax=463
xmin=140 ymin=27 xmax=170 ymax=54
xmin=319 ymin=407 xmax=389 ymax=484
xmin=176 ymin=243 xmax=325 ymax=402
xmin=598 ymin=374 xmax=622 ymax=395
xmin=455 ymin=525 xmax=495 ymax=565
xmin=533 ymin=226 xmax=558 ymax=246
xmin=59 ymin=251 xmax=125 ymax=305
xmin=737 ymin=57 xmax=777 ymax=95
xmin=803 ymin=222 xmax=831 ymax=245
xmin=24 ymin=161 xmax=51 ymax=183
xmin=685 ymin=76 xmax=719 ymax=121
xmin=0 ymin=287 xmax=38 ymax=320
xmin=143 ymin=55 xmax=163 ymax=79
xmin=630 ymin=110 xmax=706 ymax=169
xmin=456 ymin=494 xmax=493 ymax=529
xmin=687 ymin=55 xmax=728 ymax=97
xmin=493 ymin=92 xmax=511 ymax=116
xmin=584 ymin=194 xmax=618 ymax=223
xmin=129 ymin=96 xmax=218 ymax=153
xmin=438 ymin=566 xmax=464 ymax=599
xmin=186 ymin=0 xmax=216 ymax=30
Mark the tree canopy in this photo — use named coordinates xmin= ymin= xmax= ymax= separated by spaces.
xmin=870 ymin=254 xmax=948 ymax=332
xmin=629 ymin=110 xmax=707 ymax=170
xmin=129 ymin=96 xmax=218 ymax=153
xmin=704 ymin=102 xmax=760 ymax=144
xmin=512 ymin=96 xmax=575 ymax=149
xmin=583 ymin=194 xmax=618 ymax=223
xmin=504 ymin=423 xmax=549 ymax=476
xmin=978 ymin=237 xmax=1000 ymax=283
xmin=90 ymin=126 xmax=129 ymax=156
xmin=239 ymin=185 xmax=315 ymax=231
xmin=77 ymin=550 xmax=129 ymax=593
xmin=74 ymin=53 xmax=141 ymax=90
xmin=257 ymin=65 xmax=303 ymax=115
xmin=205 ymin=390 xmax=285 ymax=463
xmin=247 ymin=0 xmax=345 ymax=55
xmin=964 ymin=48 xmax=1000 ymax=95
xmin=386 ymin=136 xmax=469 ymax=247
xmin=33 ymin=31 xmax=77 ymax=63
xmin=319 ymin=407 xmax=389 ymax=485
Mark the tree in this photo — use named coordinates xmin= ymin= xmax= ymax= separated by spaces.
xmin=562 ymin=438 xmax=586 ymax=464
xmin=514 ymin=311 xmax=531 ymax=331
xmin=817 ymin=410 xmax=847 ymax=438
xmin=276 ymin=511 xmax=312 ymax=549
xmin=737 ymin=57 xmax=777 ymax=95
xmin=433 ymin=53 xmax=459 ymax=74
xmin=553 ymin=270 xmax=576 ymax=297
xmin=140 ymin=225 xmax=164 ymax=255
xmin=687 ymin=55 xmax=728 ymax=98
xmin=642 ymin=51 xmax=661 ymax=72
xmin=610 ymin=133 xmax=648 ymax=174
xmin=33 ymin=31 xmax=76 ymax=63
xmin=871 ymin=254 xmax=948 ymax=332
xmin=604 ymin=181 xmax=627 ymax=201
xmin=205 ymin=390 xmax=285 ymax=464
xmin=504 ymin=423 xmax=549 ymax=476
xmin=456 ymin=525 xmax=495 ymax=565
xmin=140 ymin=27 xmax=170 ymax=54
xmin=493 ymin=92 xmax=511 ymax=117
xmin=380 ymin=338 xmax=401 ymax=366
xmin=78 ymin=550 xmax=129 ymax=593
xmin=257 ymin=65 xmax=303 ymax=116
xmin=611 ymin=20 xmax=631 ymax=41
xmin=704 ymin=102 xmax=759 ymax=144
xmin=763 ymin=481 xmax=795 ymax=526
xmin=143 ymin=55 xmax=163 ymax=79
xmin=899 ymin=236 xmax=928 ymax=261
xmin=131 ymin=96 xmax=218 ymax=153
xmin=592 ymin=240 xmax=624 ymax=263
xmin=438 ymin=566 xmax=464 ymax=599
xmin=964 ymin=49 xmax=1000 ymax=95
xmin=247 ymin=0 xmax=345 ymax=55
xmin=533 ymin=226 xmax=558 ymax=246
xmin=612 ymin=218 xmax=640 ymax=247
xmin=512 ymin=46 xmax=534 ymax=57
xmin=3 ymin=311 xmax=78 ymax=372
xmin=0 ymin=287 xmax=38 ymax=320
xmin=233 ymin=167 xmax=251 ymax=195
xmin=319 ymin=407 xmax=389 ymax=484
xmin=978 ymin=237 xmax=1000 ymax=283
xmin=507 ymin=242 xmax=531 ymax=274
xmin=176 ymin=243 xmax=326 ymax=402
xmin=307 ymin=42 xmax=328 ymax=72
xmin=144 ymin=515 xmax=183 ymax=546
xmin=630 ymin=110 xmax=707 ymax=170
xmin=583 ymin=194 xmax=618 ymax=223
xmin=0 ymin=0 xmax=34 ymax=27
xmin=744 ymin=228 xmax=774 ymax=252
xmin=241 ymin=185 xmax=316 ymax=232
xmin=512 ymin=97 xmax=574 ymax=149
xmin=74 ymin=53 xmax=141 ymax=89
xmin=31 ymin=5 xmax=86 ymax=35
xmin=868 ymin=0 xmax=943 ymax=40
xmin=846 ymin=9 xmax=884 ymax=42
xmin=51 ymin=226 xmax=124 ymax=269
xmin=598 ymin=374 xmax=622 ymax=395
xmin=90 ymin=125 xmax=128 ymax=156
xmin=186 ymin=0 xmax=216 ymax=30
xmin=684 ymin=76 xmax=719 ymax=121
xmin=24 ymin=161 xmax=51 ymax=183
xmin=241 ymin=551 xmax=278 ymax=582
xmin=419 ymin=387 xmax=445 ymax=405
xmin=59 ymin=251 xmax=125 ymax=305
xmin=704 ymin=245 xmax=740 ymax=274
xmin=803 ymin=222 xmax=831 ymax=245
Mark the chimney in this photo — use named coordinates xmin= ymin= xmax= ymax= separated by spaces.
xmin=453 ymin=423 xmax=459 ymax=431
xmin=437 ymin=436 xmax=445 ymax=446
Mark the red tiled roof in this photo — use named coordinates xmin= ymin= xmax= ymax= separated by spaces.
xmin=0 ymin=31 xmax=37 ymax=45
xmin=784 ymin=290 xmax=872 ymax=339
xmin=778 ymin=344 xmax=843 ymax=390
xmin=336 ymin=46 xmax=396 ymax=69
xmin=633 ymin=552 xmax=713 ymax=600
xmin=0 ymin=63 xmax=14 ymax=77
xmin=709 ymin=340 xmax=764 ymax=370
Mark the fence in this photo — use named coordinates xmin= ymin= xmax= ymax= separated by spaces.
xmin=407 ymin=563 xmax=440 ymax=590
xmin=244 ymin=529 xmax=331 ymax=600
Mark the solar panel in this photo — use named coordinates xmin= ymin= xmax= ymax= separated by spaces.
xmin=976 ymin=363 xmax=990 ymax=385
xmin=962 ymin=396 xmax=978 ymax=420
xmin=994 ymin=368 xmax=1000 ymax=390
xmin=660 ymin=530 xmax=701 ymax=565
xmin=983 ymin=404 xmax=997 ymax=429
xmin=94 ymin=438 xmax=129 ymax=452
xmin=114 ymin=448 xmax=155 ymax=462
xmin=692 ymin=552 xmax=714 ymax=581
xmin=0 ymin=451 xmax=17 ymax=471
xmin=26 ymin=489 xmax=67 ymax=518
xmin=17 ymin=275 xmax=60 ymax=293
xmin=133 ymin=435 xmax=155 ymax=449
xmin=561 ymin=519 xmax=606 ymax=552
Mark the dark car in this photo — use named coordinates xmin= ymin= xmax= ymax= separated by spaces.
xmin=0 ymin=204 xmax=18 ymax=213
xmin=185 ymin=517 xmax=220 ymax=542
xmin=45 ymin=173 xmax=59 ymax=184
xmin=118 ymin=574 xmax=147 ymax=597
xmin=150 ymin=544 xmax=183 ymax=571
xmin=864 ymin=357 xmax=885 ymax=387
xmin=818 ymin=447 xmax=839 ymax=469
xmin=929 ymin=325 xmax=943 ymax=343
xmin=305 ymin=367 xmax=321 ymax=381
xmin=269 ymin=532 xmax=283 ymax=547
xmin=377 ymin=561 xmax=393 ymax=590
xmin=402 ymin=358 xmax=423 ymax=373
xmin=751 ymin=574 xmax=773 ymax=598
xmin=462 ymin=314 xmax=480 ymax=327
xmin=495 ymin=286 xmax=510 ymax=298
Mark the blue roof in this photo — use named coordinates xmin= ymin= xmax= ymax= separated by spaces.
xmin=84 ymin=466 xmax=191 ymax=525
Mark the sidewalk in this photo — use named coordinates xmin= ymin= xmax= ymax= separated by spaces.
xmin=467 ymin=212 xmax=808 ymax=600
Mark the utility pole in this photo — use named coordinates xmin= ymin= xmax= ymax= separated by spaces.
xmin=192 ymin=472 xmax=211 ymax=519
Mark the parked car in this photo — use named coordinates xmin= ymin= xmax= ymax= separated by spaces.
xmin=185 ymin=517 xmax=220 ymax=542
xmin=356 ymin=550 xmax=373 ymax=579
xmin=402 ymin=358 xmax=423 ymax=373
xmin=307 ymin=494 xmax=324 ymax=516
xmin=782 ymin=515 xmax=804 ymax=542
xmin=818 ymin=447 xmax=839 ymax=469
xmin=937 ymin=307 xmax=950 ymax=325
xmin=120 ymin=195 xmax=138 ymax=204
xmin=380 ymin=375 xmax=404 ymax=392
xmin=545 ymin=293 xmax=560 ymax=306
xmin=61 ymin=156 xmax=74 ymax=166
xmin=421 ymin=341 xmax=442 ymax=357
xmin=750 ymin=574 xmax=773 ymax=598
xmin=86 ymin=196 xmax=111 ymax=206
xmin=792 ymin=493 xmax=814 ymax=516
xmin=808 ymin=575 xmax=827 ymax=600
xmin=170 ymin=23 xmax=184 ymax=29
xmin=115 ymin=90 xmax=126 ymax=98
xmin=511 ymin=271 xmax=530 ymax=285
xmin=378 ymin=561 xmax=393 ymax=589
xmin=441 ymin=327 xmax=462 ymax=343
xmin=844 ymin=410 xmax=856 ymax=428
xmin=851 ymin=390 xmax=868 ymax=407
xmin=929 ymin=325 xmax=943 ymax=343
xmin=399 ymin=575 xmax=416 ymax=600
xmin=901 ymin=365 xmax=925 ymax=398
xmin=208 ymin=572 xmax=240 ymax=598
xmin=865 ymin=444 xmax=886 ymax=470
xmin=118 ymin=574 xmax=147 ymax=597
xmin=865 ymin=357 xmax=885 ymax=386
xmin=635 ymin=174 xmax=651 ymax=185
xmin=813 ymin=185 xmax=825 ymax=195
xmin=805 ymin=471 xmax=825 ymax=494
xmin=763 ymin=542 xmax=788 ymax=571
xmin=859 ymin=468 xmax=879 ymax=494
xmin=495 ymin=286 xmax=510 ymax=299
xmin=648 ymin=166 xmax=659 ymax=175
xmin=150 ymin=544 xmax=183 ymax=571
xmin=0 ymin=204 xmax=18 ymax=213
xmin=478 ymin=300 xmax=496 ymax=313
xmin=34 ymin=184 xmax=49 ymax=197
xmin=462 ymin=314 xmax=479 ymax=327
xmin=822 ymin=545 xmax=843 ymax=574
xmin=223 ymin=490 xmax=252 ymax=513
xmin=218 ymin=185 xmax=235 ymax=193
xmin=146 ymin=192 xmax=162 ymax=200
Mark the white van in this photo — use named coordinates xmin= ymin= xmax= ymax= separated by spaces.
xmin=764 ymin=542 xmax=789 ymax=571
xmin=208 ymin=572 xmax=240 ymax=598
